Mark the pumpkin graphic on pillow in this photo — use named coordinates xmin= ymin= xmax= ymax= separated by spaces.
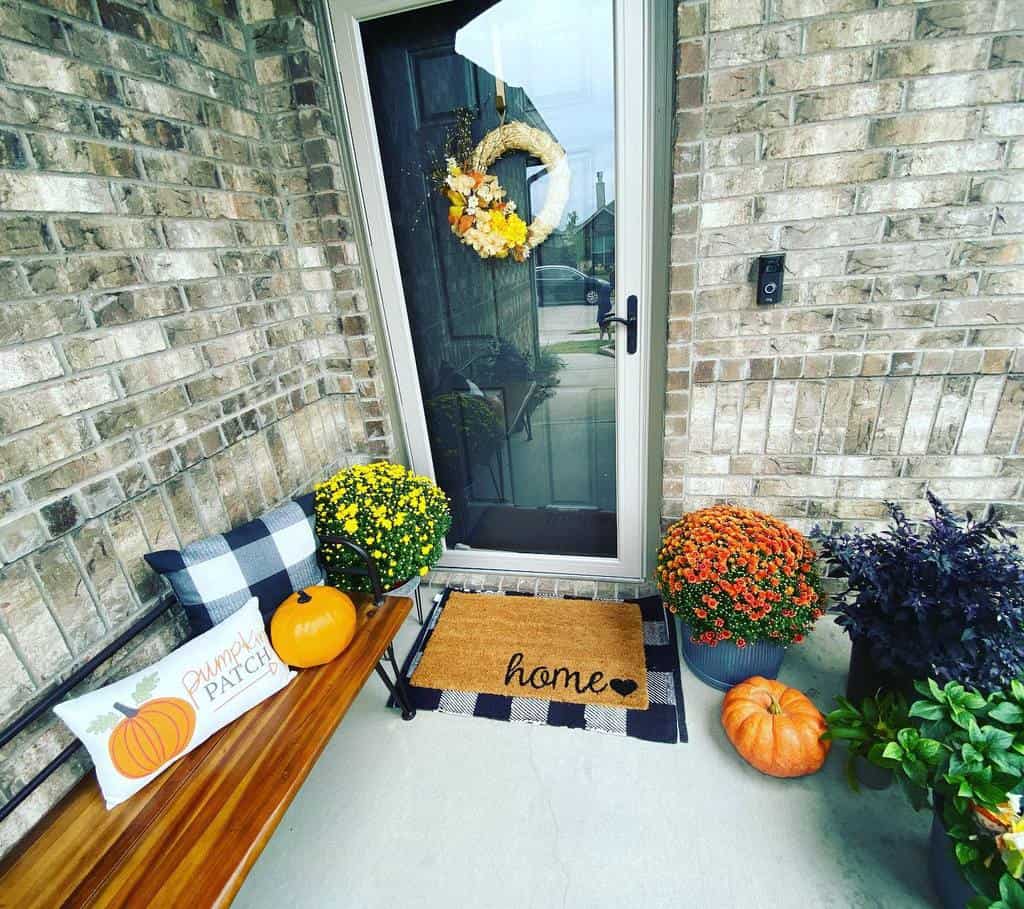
xmin=87 ymin=673 xmax=197 ymax=779
xmin=56 ymin=597 xmax=295 ymax=809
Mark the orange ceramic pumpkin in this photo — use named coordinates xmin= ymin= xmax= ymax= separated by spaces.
xmin=108 ymin=697 xmax=197 ymax=779
xmin=271 ymin=586 xmax=358 ymax=668
xmin=721 ymin=676 xmax=830 ymax=778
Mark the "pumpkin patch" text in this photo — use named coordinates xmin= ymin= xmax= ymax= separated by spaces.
xmin=181 ymin=627 xmax=280 ymax=708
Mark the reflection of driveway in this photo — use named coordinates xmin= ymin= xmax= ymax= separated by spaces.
xmin=538 ymin=304 xmax=595 ymax=344
xmin=506 ymin=350 xmax=615 ymax=510
xmin=557 ymin=352 xmax=615 ymax=390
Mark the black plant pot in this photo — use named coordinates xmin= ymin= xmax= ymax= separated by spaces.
xmin=852 ymin=754 xmax=893 ymax=790
xmin=929 ymin=809 xmax=977 ymax=909
xmin=845 ymin=637 xmax=917 ymax=704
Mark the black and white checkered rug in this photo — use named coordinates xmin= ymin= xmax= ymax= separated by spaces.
xmin=393 ymin=590 xmax=687 ymax=744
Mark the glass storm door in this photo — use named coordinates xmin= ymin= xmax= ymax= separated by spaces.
xmin=332 ymin=0 xmax=653 ymax=579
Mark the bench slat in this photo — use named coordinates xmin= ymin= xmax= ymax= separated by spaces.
xmin=0 ymin=594 xmax=412 ymax=909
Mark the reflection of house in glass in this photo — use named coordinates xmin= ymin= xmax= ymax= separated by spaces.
xmin=575 ymin=172 xmax=615 ymax=277
xmin=535 ymin=171 xmax=615 ymax=282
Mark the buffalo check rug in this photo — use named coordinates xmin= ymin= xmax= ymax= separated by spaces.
xmin=392 ymin=589 xmax=688 ymax=744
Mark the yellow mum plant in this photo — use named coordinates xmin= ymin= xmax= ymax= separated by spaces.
xmin=314 ymin=462 xmax=451 ymax=594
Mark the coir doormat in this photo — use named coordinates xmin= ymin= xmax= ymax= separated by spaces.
xmin=395 ymin=590 xmax=687 ymax=743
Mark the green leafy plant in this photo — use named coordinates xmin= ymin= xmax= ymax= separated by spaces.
xmin=906 ymin=679 xmax=1024 ymax=812
xmin=822 ymin=690 xmax=912 ymax=791
xmin=982 ymin=874 xmax=1024 ymax=909
xmin=825 ymin=679 xmax=1024 ymax=906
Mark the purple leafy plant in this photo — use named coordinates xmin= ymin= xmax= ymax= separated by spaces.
xmin=812 ymin=493 xmax=1024 ymax=694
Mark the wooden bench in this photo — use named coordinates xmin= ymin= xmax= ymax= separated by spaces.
xmin=0 ymin=593 xmax=413 ymax=909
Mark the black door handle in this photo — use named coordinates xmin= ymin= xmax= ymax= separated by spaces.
xmin=600 ymin=294 xmax=638 ymax=354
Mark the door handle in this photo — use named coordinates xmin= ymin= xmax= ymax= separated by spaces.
xmin=599 ymin=294 xmax=638 ymax=354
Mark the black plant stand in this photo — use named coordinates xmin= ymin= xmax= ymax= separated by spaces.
xmin=318 ymin=533 xmax=416 ymax=720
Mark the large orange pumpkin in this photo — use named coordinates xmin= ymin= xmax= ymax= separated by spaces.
xmin=108 ymin=697 xmax=197 ymax=779
xmin=271 ymin=586 xmax=358 ymax=668
xmin=721 ymin=676 xmax=830 ymax=778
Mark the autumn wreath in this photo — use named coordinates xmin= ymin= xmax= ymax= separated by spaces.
xmin=437 ymin=117 xmax=570 ymax=261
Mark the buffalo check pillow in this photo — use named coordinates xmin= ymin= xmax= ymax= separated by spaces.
xmin=54 ymin=598 xmax=294 ymax=809
xmin=145 ymin=493 xmax=323 ymax=633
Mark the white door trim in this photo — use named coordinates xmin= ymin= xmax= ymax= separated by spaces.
xmin=323 ymin=0 xmax=671 ymax=581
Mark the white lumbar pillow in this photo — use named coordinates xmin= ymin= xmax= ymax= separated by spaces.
xmin=54 ymin=597 xmax=294 ymax=809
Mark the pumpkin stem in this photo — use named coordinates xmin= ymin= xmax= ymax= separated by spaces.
xmin=113 ymin=702 xmax=138 ymax=718
xmin=297 ymin=589 xmax=312 ymax=604
xmin=767 ymin=697 xmax=784 ymax=716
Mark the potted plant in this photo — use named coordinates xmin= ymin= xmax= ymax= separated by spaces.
xmin=812 ymin=495 xmax=1024 ymax=703
xmin=314 ymin=461 xmax=452 ymax=597
xmin=825 ymin=678 xmax=1024 ymax=908
xmin=657 ymin=505 xmax=825 ymax=691
xmin=821 ymin=690 xmax=911 ymax=790
xmin=425 ymin=391 xmax=506 ymax=468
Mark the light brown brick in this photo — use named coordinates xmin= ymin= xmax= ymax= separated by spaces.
xmin=794 ymin=82 xmax=904 ymax=123
xmin=876 ymin=37 xmax=990 ymax=77
xmin=31 ymin=543 xmax=105 ymax=653
xmin=766 ymin=49 xmax=873 ymax=94
xmin=709 ymin=25 xmax=801 ymax=67
xmin=786 ymin=151 xmax=890 ymax=187
xmin=0 ymin=563 xmax=71 ymax=681
xmin=907 ymin=70 xmax=1020 ymax=110
xmin=870 ymin=111 xmax=979 ymax=147
xmin=857 ymin=176 xmax=969 ymax=213
xmin=805 ymin=9 xmax=916 ymax=50
xmin=764 ymin=121 xmax=869 ymax=159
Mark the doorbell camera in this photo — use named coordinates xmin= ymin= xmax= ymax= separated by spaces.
xmin=756 ymin=254 xmax=785 ymax=306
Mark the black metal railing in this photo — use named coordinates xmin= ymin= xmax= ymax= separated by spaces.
xmin=0 ymin=537 xmax=386 ymax=823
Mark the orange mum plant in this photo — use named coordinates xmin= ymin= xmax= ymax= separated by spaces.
xmin=657 ymin=505 xmax=825 ymax=648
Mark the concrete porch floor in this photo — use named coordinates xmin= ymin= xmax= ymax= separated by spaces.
xmin=237 ymin=599 xmax=934 ymax=909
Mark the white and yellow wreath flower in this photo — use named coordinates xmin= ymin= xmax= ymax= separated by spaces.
xmin=440 ymin=121 xmax=570 ymax=262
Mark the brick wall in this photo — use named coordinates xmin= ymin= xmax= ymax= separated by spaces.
xmin=0 ymin=0 xmax=389 ymax=851
xmin=667 ymin=0 xmax=1024 ymax=533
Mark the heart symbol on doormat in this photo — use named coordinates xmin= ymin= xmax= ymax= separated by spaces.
xmin=609 ymin=678 xmax=638 ymax=697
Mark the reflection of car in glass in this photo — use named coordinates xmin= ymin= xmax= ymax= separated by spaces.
xmin=536 ymin=265 xmax=612 ymax=307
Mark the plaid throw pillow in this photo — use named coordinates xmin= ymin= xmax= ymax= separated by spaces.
xmin=145 ymin=493 xmax=323 ymax=633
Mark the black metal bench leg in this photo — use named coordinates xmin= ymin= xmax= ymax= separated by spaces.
xmin=385 ymin=643 xmax=407 ymax=695
xmin=414 ymin=585 xmax=424 ymax=625
xmin=376 ymin=648 xmax=416 ymax=721
xmin=389 ymin=642 xmax=416 ymax=721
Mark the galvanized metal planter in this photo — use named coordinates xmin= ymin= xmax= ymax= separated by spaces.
xmin=679 ymin=623 xmax=785 ymax=691
xmin=387 ymin=576 xmax=421 ymax=598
